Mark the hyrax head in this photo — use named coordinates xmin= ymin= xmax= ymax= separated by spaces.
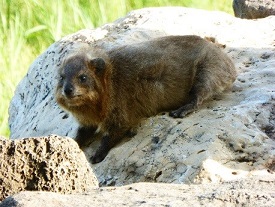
xmin=55 ymin=53 xmax=106 ymax=110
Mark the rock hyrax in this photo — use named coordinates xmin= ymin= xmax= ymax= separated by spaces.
xmin=55 ymin=35 xmax=236 ymax=163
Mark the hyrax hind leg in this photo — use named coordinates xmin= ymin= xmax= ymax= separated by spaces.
xmin=169 ymin=72 xmax=214 ymax=118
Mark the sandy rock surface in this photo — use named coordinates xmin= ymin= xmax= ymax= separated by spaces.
xmin=8 ymin=6 xmax=275 ymax=188
xmin=0 ymin=136 xmax=98 ymax=201
xmin=1 ymin=177 xmax=274 ymax=207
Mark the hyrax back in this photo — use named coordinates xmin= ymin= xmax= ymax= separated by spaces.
xmin=56 ymin=35 xmax=236 ymax=163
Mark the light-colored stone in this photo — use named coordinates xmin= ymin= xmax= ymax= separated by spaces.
xmin=0 ymin=176 xmax=274 ymax=207
xmin=233 ymin=0 xmax=275 ymax=19
xmin=8 ymin=7 xmax=275 ymax=186
xmin=0 ymin=135 xmax=98 ymax=201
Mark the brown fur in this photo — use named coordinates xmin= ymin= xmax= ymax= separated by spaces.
xmin=55 ymin=35 xmax=237 ymax=163
xmin=204 ymin=36 xmax=226 ymax=49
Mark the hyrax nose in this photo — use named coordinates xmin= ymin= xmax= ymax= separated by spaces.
xmin=63 ymin=84 xmax=74 ymax=97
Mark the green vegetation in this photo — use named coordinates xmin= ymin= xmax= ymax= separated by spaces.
xmin=0 ymin=0 xmax=233 ymax=137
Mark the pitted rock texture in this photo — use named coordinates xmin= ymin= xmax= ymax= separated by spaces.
xmin=9 ymin=7 xmax=275 ymax=186
xmin=0 ymin=136 xmax=98 ymax=201
xmin=233 ymin=0 xmax=275 ymax=19
xmin=0 ymin=177 xmax=274 ymax=207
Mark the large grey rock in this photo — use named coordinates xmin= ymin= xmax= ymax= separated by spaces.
xmin=0 ymin=176 xmax=274 ymax=207
xmin=8 ymin=7 xmax=275 ymax=186
xmin=0 ymin=136 xmax=98 ymax=201
xmin=233 ymin=0 xmax=275 ymax=19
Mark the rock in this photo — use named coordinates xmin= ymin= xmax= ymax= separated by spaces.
xmin=8 ymin=7 xmax=275 ymax=187
xmin=233 ymin=0 xmax=275 ymax=19
xmin=1 ymin=176 xmax=274 ymax=207
xmin=0 ymin=135 xmax=98 ymax=201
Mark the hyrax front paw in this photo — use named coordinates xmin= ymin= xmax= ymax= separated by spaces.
xmin=90 ymin=148 xmax=109 ymax=164
xmin=90 ymin=136 xmax=110 ymax=164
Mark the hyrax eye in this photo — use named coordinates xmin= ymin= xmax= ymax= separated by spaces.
xmin=79 ymin=75 xmax=87 ymax=83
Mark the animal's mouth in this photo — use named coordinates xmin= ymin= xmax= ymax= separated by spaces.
xmin=63 ymin=95 xmax=84 ymax=107
xmin=64 ymin=94 xmax=80 ymax=99
xmin=62 ymin=90 xmax=82 ymax=99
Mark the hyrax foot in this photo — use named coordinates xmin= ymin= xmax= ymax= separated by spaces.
xmin=90 ymin=135 xmax=111 ymax=164
xmin=125 ymin=129 xmax=137 ymax=138
xmin=169 ymin=109 xmax=185 ymax=118
xmin=90 ymin=147 xmax=109 ymax=164
xmin=169 ymin=103 xmax=197 ymax=118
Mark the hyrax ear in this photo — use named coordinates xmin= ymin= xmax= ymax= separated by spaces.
xmin=89 ymin=58 xmax=106 ymax=75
